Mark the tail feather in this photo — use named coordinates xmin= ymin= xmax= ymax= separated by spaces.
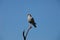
xmin=33 ymin=23 xmax=37 ymax=28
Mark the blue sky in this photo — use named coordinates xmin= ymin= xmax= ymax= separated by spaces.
xmin=0 ymin=0 xmax=60 ymax=40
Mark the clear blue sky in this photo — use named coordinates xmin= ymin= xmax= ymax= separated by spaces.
xmin=0 ymin=0 xmax=60 ymax=40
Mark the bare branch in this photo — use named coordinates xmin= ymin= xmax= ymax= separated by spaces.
xmin=23 ymin=30 xmax=26 ymax=40
xmin=23 ymin=25 xmax=32 ymax=40
xmin=26 ymin=25 xmax=32 ymax=37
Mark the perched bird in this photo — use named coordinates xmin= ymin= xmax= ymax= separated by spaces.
xmin=27 ymin=14 xmax=37 ymax=28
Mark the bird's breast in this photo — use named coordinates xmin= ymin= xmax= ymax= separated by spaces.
xmin=28 ymin=16 xmax=32 ymax=21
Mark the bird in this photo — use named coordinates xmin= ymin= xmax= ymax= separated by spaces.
xmin=27 ymin=14 xmax=37 ymax=28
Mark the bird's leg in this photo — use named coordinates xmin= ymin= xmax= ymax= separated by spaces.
xmin=29 ymin=24 xmax=32 ymax=28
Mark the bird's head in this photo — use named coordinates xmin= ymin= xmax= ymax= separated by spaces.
xmin=27 ymin=14 xmax=32 ymax=17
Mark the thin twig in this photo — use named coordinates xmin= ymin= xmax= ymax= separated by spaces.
xmin=23 ymin=25 xmax=32 ymax=40
xmin=23 ymin=30 xmax=26 ymax=40
xmin=26 ymin=26 xmax=32 ymax=37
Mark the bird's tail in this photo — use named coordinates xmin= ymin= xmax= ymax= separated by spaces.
xmin=33 ymin=23 xmax=37 ymax=28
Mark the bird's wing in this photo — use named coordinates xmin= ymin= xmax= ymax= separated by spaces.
xmin=31 ymin=18 xmax=36 ymax=24
xmin=31 ymin=18 xmax=37 ymax=27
